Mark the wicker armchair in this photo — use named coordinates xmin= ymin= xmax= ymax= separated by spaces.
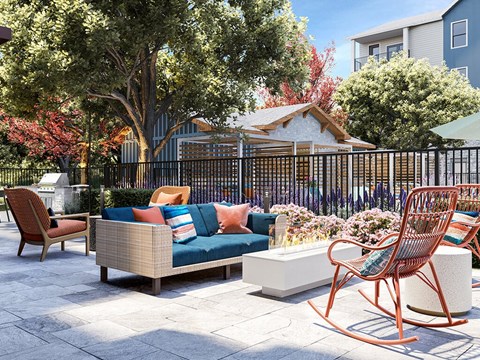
xmin=5 ymin=188 xmax=90 ymax=261
xmin=150 ymin=186 xmax=191 ymax=205
xmin=441 ymin=184 xmax=480 ymax=287
xmin=308 ymin=186 xmax=466 ymax=345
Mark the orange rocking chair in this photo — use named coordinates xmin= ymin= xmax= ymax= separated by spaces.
xmin=308 ymin=186 xmax=467 ymax=345
xmin=5 ymin=188 xmax=90 ymax=261
xmin=441 ymin=184 xmax=480 ymax=288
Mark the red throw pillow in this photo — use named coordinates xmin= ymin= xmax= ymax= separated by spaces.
xmin=214 ymin=203 xmax=252 ymax=234
xmin=155 ymin=192 xmax=182 ymax=205
xmin=132 ymin=207 xmax=165 ymax=224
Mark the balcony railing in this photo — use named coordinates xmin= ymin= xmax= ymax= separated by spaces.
xmin=354 ymin=50 xmax=410 ymax=71
xmin=354 ymin=52 xmax=388 ymax=71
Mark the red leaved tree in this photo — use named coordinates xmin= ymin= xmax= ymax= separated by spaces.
xmin=259 ymin=44 xmax=347 ymax=126
xmin=3 ymin=102 xmax=126 ymax=182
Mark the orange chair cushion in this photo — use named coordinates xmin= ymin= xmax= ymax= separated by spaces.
xmin=214 ymin=203 xmax=252 ymax=234
xmin=154 ymin=192 xmax=182 ymax=205
xmin=47 ymin=220 xmax=87 ymax=238
xmin=132 ymin=207 xmax=165 ymax=225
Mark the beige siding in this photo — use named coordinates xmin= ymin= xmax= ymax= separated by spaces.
xmin=358 ymin=35 xmax=404 ymax=58
xmin=409 ymin=20 xmax=443 ymax=66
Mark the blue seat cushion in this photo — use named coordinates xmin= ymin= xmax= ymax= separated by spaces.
xmin=102 ymin=206 xmax=150 ymax=222
xmin=185 ymin=234 xmax=269 ymax=261
xmin=197 ymin=204 xmax=219 ymax=236
xmin=172 ymin=243 xmax=208 ymax=267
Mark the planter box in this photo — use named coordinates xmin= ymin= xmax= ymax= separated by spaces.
xmin=243 ymin=242 xmax=361 ymax=298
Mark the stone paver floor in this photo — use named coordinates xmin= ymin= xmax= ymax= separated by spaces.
xmin=0 ymin=220 xmax=479 ymax=359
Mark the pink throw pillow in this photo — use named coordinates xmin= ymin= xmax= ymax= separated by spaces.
xmin=214 ymin=203 xmax=252 ymax=234
xmin=132 ymin=207 xmax=165 ymax=225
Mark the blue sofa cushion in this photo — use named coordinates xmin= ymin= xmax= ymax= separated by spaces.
xmin=172 ymin=243 xmax=208 ymax=267
xmin=197 ymin=204 xmax=219 ymax=236
xmin=102 ymin=206 xmax=150 ymax=222
xmin=185 ymin=205 xmax=209 ymax=236
xmin=247 ymin=213 xmax=278 ymax=235
xmin=184 ymin=234 xmax=268 ymax=261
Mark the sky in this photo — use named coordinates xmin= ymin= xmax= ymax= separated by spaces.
xmin=289 ymin=0 xmax=453 ymax=79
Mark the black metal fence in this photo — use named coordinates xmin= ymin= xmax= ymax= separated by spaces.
xmin=2 ymin=146 xmax=480 ymax=218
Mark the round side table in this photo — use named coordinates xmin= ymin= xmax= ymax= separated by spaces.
xmin=404 ymin=246 xmax=472 ymax=317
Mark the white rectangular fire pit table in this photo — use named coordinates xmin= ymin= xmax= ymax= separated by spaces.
xmin=243 ymin=242 xmax=361 ymax=298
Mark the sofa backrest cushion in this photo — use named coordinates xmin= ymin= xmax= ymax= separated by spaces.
xmin=102 ymin=206 xmax=150 ymax=222
xmin=197 ymin=204 xmax=219 ymax=236
xmin=186 ymin=205 xmax=209 ymax=236
xmin=247 ymin=213 xmax=278 ymax=235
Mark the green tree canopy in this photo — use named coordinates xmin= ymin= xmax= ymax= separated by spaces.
xmin=335 ymin=54 xmax=480 ymax=150
xmin=0 ymin=0 xmax=309 ymax=162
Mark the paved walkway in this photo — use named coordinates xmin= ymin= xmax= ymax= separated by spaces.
xmin=0 ymin=221 xmax=479 ymax=359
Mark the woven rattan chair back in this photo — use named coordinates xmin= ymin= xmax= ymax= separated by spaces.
xmin=381 ymin=186 xmax=458 ymax=278
xmin=150 ymin=186 xmax=191 ymax=205
xmin=5 ymin=188 xmax=50 ymax=235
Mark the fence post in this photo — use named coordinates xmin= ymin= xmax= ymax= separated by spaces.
xmin=322 ymin=155 xmax=328 ymax=215
xmin=434 ymin=149 xmax=440 ymax=186
xmin=179 ymin=161 xmax=183 ymax=186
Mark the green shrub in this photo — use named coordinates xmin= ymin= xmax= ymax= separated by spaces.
xmin=70 ymin=188 xmax=155 ymax=214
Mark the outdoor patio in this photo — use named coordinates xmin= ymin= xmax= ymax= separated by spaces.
xmin=0 ymin=219 xmax=479 ymax=359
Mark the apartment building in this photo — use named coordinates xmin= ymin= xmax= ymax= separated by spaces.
xmin=349 ymin=0 xmax=479 ymax=87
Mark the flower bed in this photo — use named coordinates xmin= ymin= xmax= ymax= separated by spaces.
xmin=251 ymin=203 xmax=400 ymax=246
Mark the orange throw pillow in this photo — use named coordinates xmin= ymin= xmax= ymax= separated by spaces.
xmin=132 ymin=207 xmax=165 ymax=224
xmin=214 ymin=203 xmax=252 ymax=234
xmin=154 ymin=192 xmax=182 ymax=205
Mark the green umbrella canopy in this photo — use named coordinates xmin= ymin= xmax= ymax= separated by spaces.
xmin=431 ymin=111 xmax=480 ymax=140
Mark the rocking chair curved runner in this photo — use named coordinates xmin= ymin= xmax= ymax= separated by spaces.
xmin=308 ymin=186 xmax=467 ymax=345
xmin=441 ymin=184 xmax=480 ymax=288
xmin=5 ymin=188 xmax=90 ymax=261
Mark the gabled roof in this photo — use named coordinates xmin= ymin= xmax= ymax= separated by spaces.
xmin=193 ymin=103 xmax=352 ymax=141
xmin=349 ymin=10 xmax=443 ymax=42
xmin=349 ymin=0 xmax=464 ymax=43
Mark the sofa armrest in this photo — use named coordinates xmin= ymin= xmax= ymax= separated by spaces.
xmin=247 ymin=213 xmax=278 ymax=235
xmin=246 ymin=213 xmax=287 ymax=241
xmin=96 ymin=220 xmax=173 ymax=278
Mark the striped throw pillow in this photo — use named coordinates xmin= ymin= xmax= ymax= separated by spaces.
xmin=444 ymin=211 xmax=479 ymax=245
xmin=163 ymin=205 xmax=197 ymax=243
xmin=359 ymin=237 xmax=397 ymax=276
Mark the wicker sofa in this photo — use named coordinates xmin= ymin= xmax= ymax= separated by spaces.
xmin=96 ymin=204 xmax=287 ymax=295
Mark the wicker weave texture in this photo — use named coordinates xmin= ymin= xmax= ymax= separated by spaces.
xmin=96 ymin=215 xmax=287 ymax=280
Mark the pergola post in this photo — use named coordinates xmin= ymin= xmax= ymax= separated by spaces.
xmin=237 ymin=137 xmax=243 ymax=202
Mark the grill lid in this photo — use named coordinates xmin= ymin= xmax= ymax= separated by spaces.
xmin=38 ymin=173 xmax=69 ymax=187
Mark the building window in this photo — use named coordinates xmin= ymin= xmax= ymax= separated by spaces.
xmin=453 ymin=67 xmax=468 ymax=78
xmin=369 ymin=44 xmax=379 ymax=56
xmin=386 ymin=43 xmax=403 ymax=60
xmin=451 ymin=19 xmax=468 ymax=48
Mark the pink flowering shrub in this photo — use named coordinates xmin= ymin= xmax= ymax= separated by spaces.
xmin=341 ymin=208 xmax=401 ymax=246
xmin=252 ymin=203 xmax=345 ymax=242
xmin=270 ymin=203 xmax=316 ymax=225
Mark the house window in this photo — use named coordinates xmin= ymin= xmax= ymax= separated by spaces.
xmin=451 ymin=19 xmax=468 ymax=48
xmin=453 ymin=67 xmax=468 ymax=78
xmin=369 ymin=44 xmax=379 ymax=57
xmin=386 ymin=43 xmax=403 ymax=60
